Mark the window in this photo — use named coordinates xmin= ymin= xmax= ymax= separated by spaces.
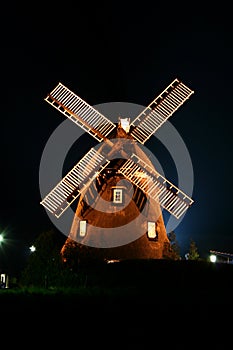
xmin=79 ymin=220 xmax=87 ymax=237
xmin=147 ymin=221 xmax=157 ymax=240
xmin=113 ymin=188 xmax=123 ymax=204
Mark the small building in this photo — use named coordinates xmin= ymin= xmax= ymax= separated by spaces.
xmin=209 ymin=250 xmax=233 ymax=264
xmin=0 ymin=273 xmax=9 ymax=288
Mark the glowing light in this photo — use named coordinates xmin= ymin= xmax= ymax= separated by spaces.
xmin=210 ymin=254 xmax=217 ymax=263
xmin=106 ymin=259 xmax=120 ymax=263
xmin=0 ymin=234 xmax=3 ymax=244
xmin=147 ymin=221 xmax=156 ymax=239
xmin=1 ymin=273 xmax=9 ymax=288
xmin=29 ymin=245 xmax=36 ymax=252
xmin=119 ymin=117 xmax=130 ymax=133
xmin=113 ymin=188 xmax=123 ymax=203
xmin=134 ymin=170 xmax=148 ymax=178
xmin=79 ymin=220 xmax=87 ymax=237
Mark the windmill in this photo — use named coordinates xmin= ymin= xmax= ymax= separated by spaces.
xmin=40 ymin=78 xmax=194 ymax=262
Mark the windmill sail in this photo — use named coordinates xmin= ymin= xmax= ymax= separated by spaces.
xmin=130 ymin=79 xmax=194 ymax=144
xmin=40 ymin=148 xmax=110 ymax=218
xmin=45 ymin=82 xmax=116 ymax=142
xmin=118 ymin=153 xmax=194 ymax=219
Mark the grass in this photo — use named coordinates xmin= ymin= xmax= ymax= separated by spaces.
xmin=1 ymin=258 xmax=233 ymax=348
xmin=1 ymin=259 xmax=233 ymax=314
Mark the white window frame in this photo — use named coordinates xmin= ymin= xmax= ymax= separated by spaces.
xmin=147 ymin=221 xmax=157 ymax=240
xmin=79 ymin=220 xmax=87 ymax=237
xmin=113 ymin=188 xmax=123 ymax=204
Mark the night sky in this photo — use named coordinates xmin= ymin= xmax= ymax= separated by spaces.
xmin=1 ymin=1 xmax=233 ymax=273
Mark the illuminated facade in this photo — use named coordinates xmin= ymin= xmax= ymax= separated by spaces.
xmin=40 ymin=79 xmax=195 ymax=264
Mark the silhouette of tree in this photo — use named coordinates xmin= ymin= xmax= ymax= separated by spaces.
xmin=20 ymin=228 xmax=65 ymax=287
xmin=163 ymin=231 xmax=181 ymax=260
xmin=187 ymin=238 xmax=200 ymax=260
xmin=20 ymin=228 xmax=88 ymax=288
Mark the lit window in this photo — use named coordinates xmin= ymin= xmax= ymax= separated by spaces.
xmin=79 ymin=220 xmax=87 ymax=237
xmin=147 ymin=221 xmax=157 ymax=240
xmin=113 ymin=188 xmax=123 ymax=204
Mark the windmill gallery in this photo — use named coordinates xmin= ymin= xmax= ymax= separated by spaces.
xmin=40 ymin=79 xmax=194 ymax=263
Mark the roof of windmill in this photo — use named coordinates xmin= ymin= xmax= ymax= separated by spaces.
xmin=104 ymin=123 xmax=156 ymax=168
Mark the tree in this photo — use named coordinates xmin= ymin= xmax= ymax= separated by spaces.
xmin=20 ymin=228 xmax=87 ymax=288
xmin=163 ymin=231 xmax=181 ymax=260
xmin=187 ymin=238 xmax=200 ymax=260
xmin=20 ymin=228 xmax=66 ymax=288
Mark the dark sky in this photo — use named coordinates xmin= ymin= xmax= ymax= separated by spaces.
xmin=1 ymin=1 xmax=233 ymax=272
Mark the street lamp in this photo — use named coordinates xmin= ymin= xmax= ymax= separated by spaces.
xmin=29 ymin=245 xmax=36 ymax=252
xmin=210 ymin=254 xmax=217 ymax=263
xmin=0 ymin=234 xmax=4 ymax=244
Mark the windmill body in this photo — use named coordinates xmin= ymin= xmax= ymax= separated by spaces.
xmin=40 ymin=79 xmax=194 ymax=262
xmin=62 ymin=125 xmax=169 ymax=261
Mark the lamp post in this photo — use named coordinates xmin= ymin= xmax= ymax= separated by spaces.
xmin=210 ymin=254 xmax=217 ymax=263
xmin=29 ymin=245 xmax=36 ymax=252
